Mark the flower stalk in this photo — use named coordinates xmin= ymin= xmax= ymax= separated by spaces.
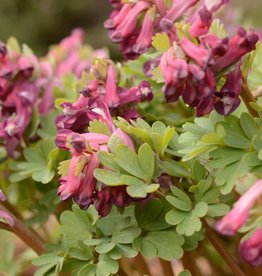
xmin=202 ymin=219 xmax=245 ymax=276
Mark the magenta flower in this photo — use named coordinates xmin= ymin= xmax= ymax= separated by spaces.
xmin=214 ymin=64 xmax=242 ymax=115
xmin=239 ymin=227 xmax=262 ymax=266
xmin=180 ymin=38 xmax=214 ymax=68
xmin=103 ymin=65 xmax=120 ymax=107
xmin=109 ymin=1 xmax=150 ymax=43
xmin=132 ymin=8 xmax=154 ymax=54
xmin=214 ymin=28 xmax=259 ymax=72
xmin=190 ymin=5 xmax=213 ymax=37
xmin=216 ymin=180 xmax=262 ymax=236
xmin=160 ymin=0 xmax=199 ymax=29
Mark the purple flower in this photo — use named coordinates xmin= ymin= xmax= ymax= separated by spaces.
xmin=214 ymin=28 xmax=259 ymax=72
xmin=239 ymin=227 xmax=262 ymax=266
xmin=160 ymin=0 xmax=199 ymax=30
xmin=215 ymin=64 xmax=242 ymax=115
xmin=190 ymin=5 xmax=213 ymax=37
xmin=132 ymin=8 xmax=154 ymax=54
xmin=109 ymin=1 xmax=150 ymax=43
xmin=118 ymin=81 xmax=153 ymax=105
xmin=216 ymin=180 xmax=262 ymax=236
xmin=180 ymin=38 xmax=214 ymax=68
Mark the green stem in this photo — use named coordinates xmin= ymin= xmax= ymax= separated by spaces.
xmin=0 ymin=204 xmax=44 ymax=255
xmin=202 ymin=219 xmax=245 ymax=276
xmin=241 ymin=80 xmax=258 ymax=117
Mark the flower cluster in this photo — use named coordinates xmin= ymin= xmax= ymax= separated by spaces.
xmin=55 ymin=58 xmax=153 ymax=215
xmin=0 ymin=42 xmax=38 ymax=157
xmin=106 ymin=0 xmax=259 ymax=116
xmin=56 ymin=58 xmax=153 ymax=132
xmin=159 ymin=28 xmax=258 ymax=116
xmin=38 ymin=28 xmax=108 ymax=115
xmin=216 ymin=180 xmax=262 ymax=266
xmin=0 ymin=29 xmax=107 ymax=157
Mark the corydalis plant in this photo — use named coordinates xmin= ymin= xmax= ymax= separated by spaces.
xmin=0 ymin=30 xmax=107 ymax=157
xmin=106 ymin=0 xmax=259 ymax=116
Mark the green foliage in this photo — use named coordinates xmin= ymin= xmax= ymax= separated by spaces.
xmin=209 ymin=19 xmax=227 ymax=39
xmin=152 ymin=33 xmax=170 ymax=53
xmin=165 ymin=180 xmax=229 ymax=236
xmin=88 ymin=120 xmax=111 ymax=136
xmin=37 ymin=110 xmax=60 ymax=139
xmin=179 ymin=111 xmax=262 ymax=194
xmin=115 ymin=118 xmax=175 ymax=156
xmin=95 ymin=143 xmax=159 ymax=198
xmin=9 ymin=139 xmax=58 ymax=184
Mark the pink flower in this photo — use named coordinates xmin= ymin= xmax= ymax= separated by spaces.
xmin=104 ymin=65 xmax=120 ymax=107
xmin=214 ymin=28 xmax=259 ymax=72
xmin=216 ymin=180 xmax=262 ymax=236
xmin=160 ymin=0 xmax=199 ymax=29
xmin=239 ymin=227 xmax=262 ymax=266
xmin=132 ymin=8 xmax=154 ymax=54
xmin=190 ymin=5 xmax=213 ymax=37
xmin=109 ymin=1 xmax=150 ymax=43
xmin=180 ymin=37 xmax=214 ymax=68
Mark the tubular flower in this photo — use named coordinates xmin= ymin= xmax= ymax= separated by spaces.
xmin=56 ymin=58 xmax=153 ymax=132
xmin=106 ymin=0 xmax=258 ymax=116
xmin=239 ymin=227 xmax=262 ymax=266
xmin=216 ymin=180 xmax=262 ymax=236
xmin=0 ymin=43 xmax=38 ymax=157
xmin=55 ymin=103 xmax=136 ymax=216
xmin=159 ymin=28 xmax=257 ymax=116
xmin=105 ymin=0 xmax=229 ymax=60
xmin=38 ymin=29 xmax=108 ymax=115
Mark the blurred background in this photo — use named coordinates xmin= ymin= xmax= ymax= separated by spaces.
xmin=0 ymin=0 xmax=260 ymax=59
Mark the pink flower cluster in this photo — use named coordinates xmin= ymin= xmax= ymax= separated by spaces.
xmin=106 ymin=0 xmax=259 ymax=116
xmin=55 ymin=59 xmax=153 ymax=216
xmin=216 ymin=180 xmax=262 ymax=266
xmin=0 ymin=42 xmax=39 ymax=156
xmin=0 ymin=29 xmax=107 ymax=156
xmin=56 ymin=59 xmax=153 ymax=132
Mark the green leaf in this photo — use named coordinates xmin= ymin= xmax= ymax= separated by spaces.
xmin=136 ymin=231 xmax=184 ymax=260
xmin=113 ymin=226 xmax=141 ymax=244
xmin=160 ymin=160 xmax=191 ymax=178
xmin=240 ymin=113 xmax=257 ymax=139
xmin=115 ymin=145 xmax=147 ymax=180
xmin=207 ymin=203 xmax=229 ymax=217
xmin=138 ymin=143 xmax=155 ymax=180
xmin=97 ymin=151 xmax=120 ymax=171
xmin=94 ymin=169 xmax=121 ymax=186
xmin=126 ymin=183 xmax=159 ymax=198
xmin=194 ymin=202 xmax=208 ymax=217
xmin=165 ymin=209 xmax=187 ymax=225
xmin=176 ymin=211 xmax=202 ymax=236
xmin=209 ymin=19 xmax=227 ymax=39
xmin=88 ymin=120 xmax=111 ymax=136
xmin=135 ymin=199 xmax=171 ymax=231
xmin=96 ymin=254 xmax=119 ymax=276
xmin=37 ymin=110 xmax=60 ymax=139
xmin=152 ymin=33 xmax=170 ymax=53
xmin=60 ymin=205 xmax=91 ymax=246
xmin=95 ymin=242 xmax=115 ymax=254
xmin=151 ymin=66 xmax=164 ymax=83
xmin=169 ymin=186 xmax=192 ymax=210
